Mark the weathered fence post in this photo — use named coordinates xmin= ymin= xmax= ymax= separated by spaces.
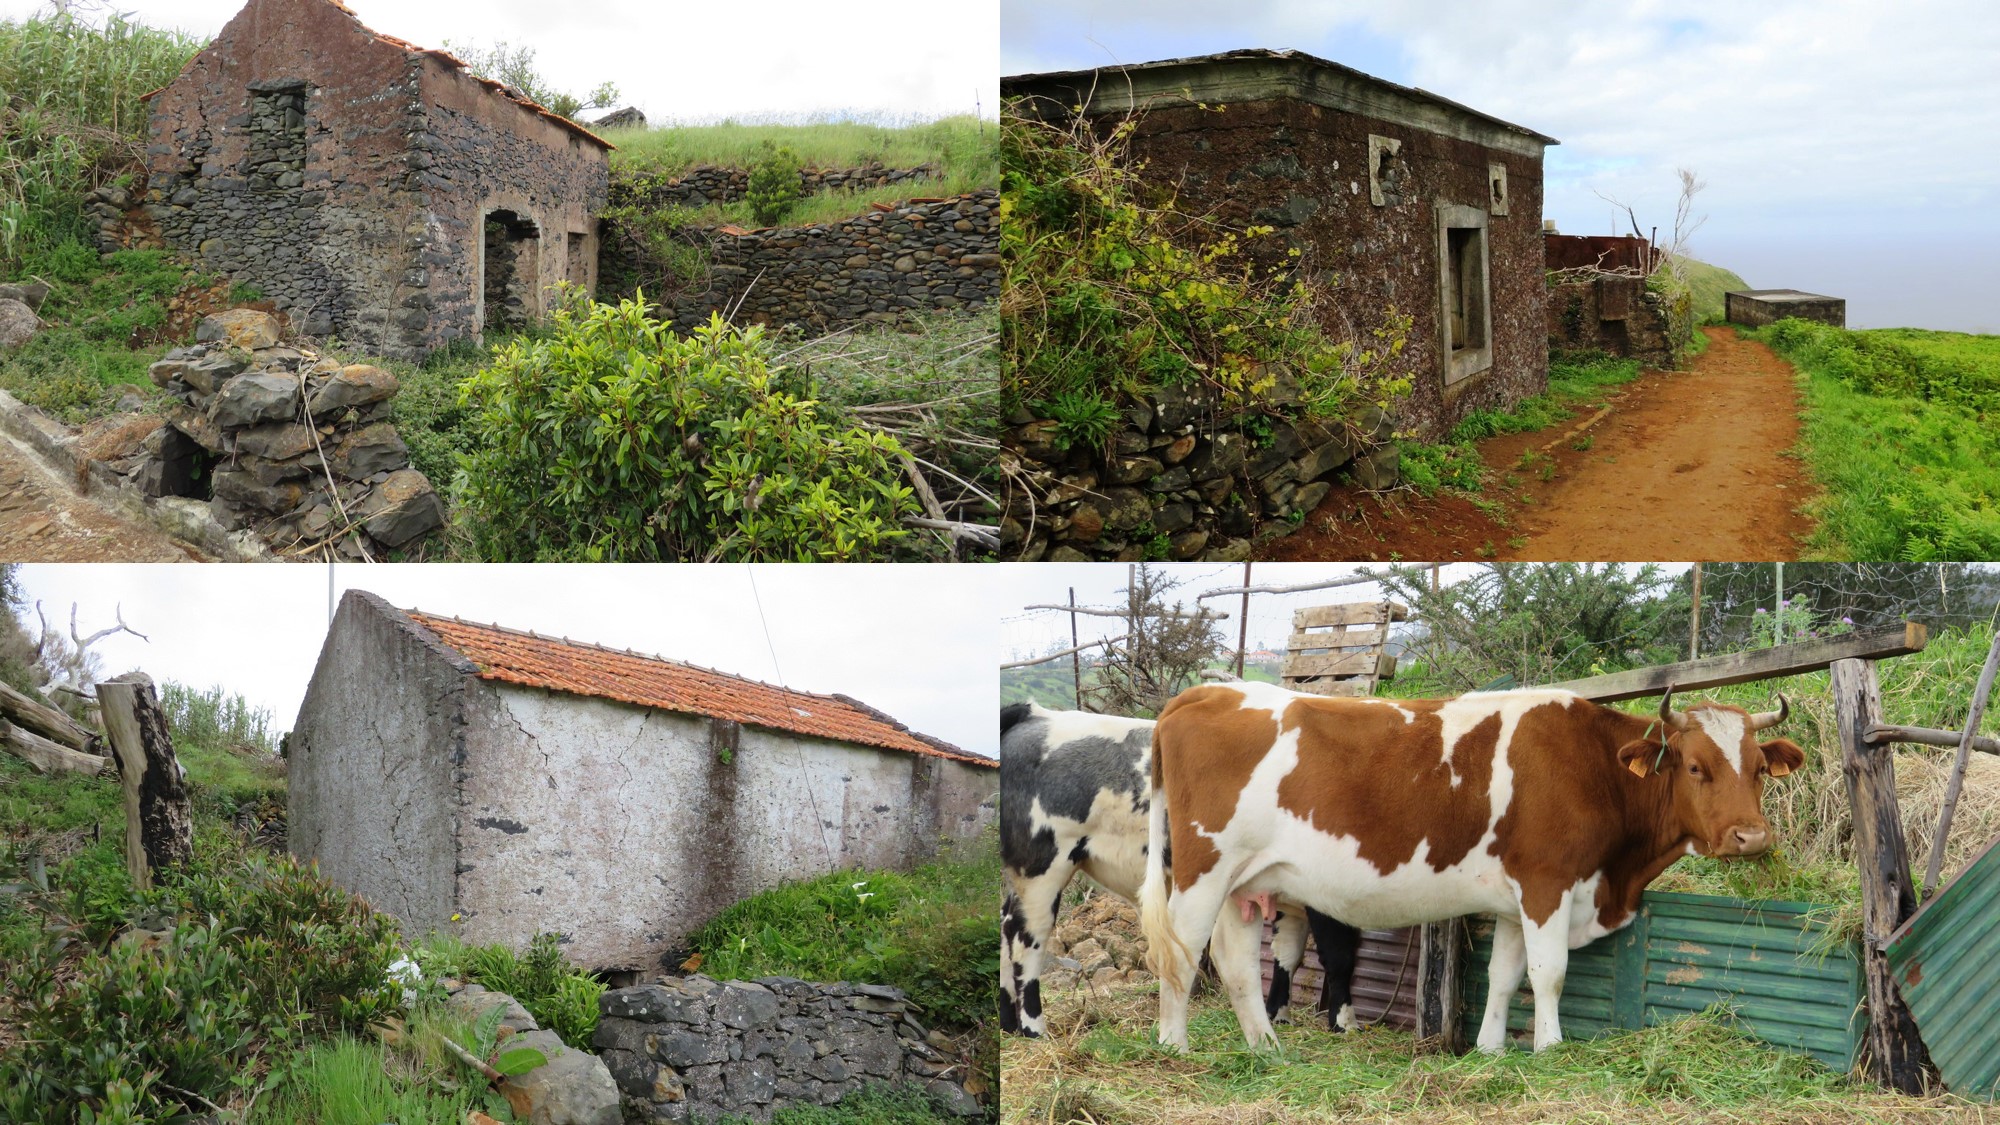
xmin=1831 ymin=656 xmax=1933 ymax=1093
xmin=96 ymin=674 xmax=192 ymax=889
xmin=1416 ymin=916 xmax=1468 ymax=1052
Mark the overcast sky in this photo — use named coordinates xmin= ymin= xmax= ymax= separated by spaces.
xmin=5 ymin=0 xmax=997 ymax=123
xmin=1003 ymin=0 xmax=2000 ymax=332
xmin=10 ymin=564 xmax=999 ymax=757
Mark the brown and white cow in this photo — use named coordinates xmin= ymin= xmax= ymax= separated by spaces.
xmin=1139 ymin=681 xmax=1802 ymax=1053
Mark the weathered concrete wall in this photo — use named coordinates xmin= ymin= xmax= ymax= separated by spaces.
xmin=410 ymin=55 xmax=609 ymax=350
xmin=142 ymin=0 xmax=423 ymax=350
xmin=288 ymin=590 xmax=471 ymax=935
xmin=140 ymin=0 xmax=610 ymax=359
xmin=1726 ymin=289 xmax=1846 ymax=329
xmin=454 ymin=686 xmax=997 ymax=971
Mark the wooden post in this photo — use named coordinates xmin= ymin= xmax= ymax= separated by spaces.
xmin=1234 ymin=561 xmax=1252 ymax=678
xmin=1922 ymin=632 xmax=2000 ymax=898
xmin=97 ymin=675 xmax=193 ymax=890
xmin=1831 ymin=657 xmax=1933 ymax=1093
xmin=1415 ymin=916 xmax=1468 ymax=1053
xmin=1068 ymin=587 xmax=1082 ymax=710
xmin=1688 ymin=562 xmax=1703 ymax=661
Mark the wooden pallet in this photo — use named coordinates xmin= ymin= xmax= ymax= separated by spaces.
xmin=1280 ymin=600 xmax=1407 ymax=698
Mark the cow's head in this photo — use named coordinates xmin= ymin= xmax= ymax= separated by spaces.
xmin=1616 ymin=687 xmax=1805 ymax=857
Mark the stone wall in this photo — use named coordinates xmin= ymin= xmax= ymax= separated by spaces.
xmin=594 ymin=974 xmax=983 ymax=1123
xmin=616 ymin=163 xmax=940 ymax=209
xmin=128 ymin=309 xmax=444 ymax=557
xmin=603 ymin=190 xmax=999 ymax=336
xmin=137 ymin=0 xmax=609 ymax=359
xmin=1001 ymin=386 xmax=1397 ymax=562
xmin=1548 ymin=275 xmax=1688 ymax=369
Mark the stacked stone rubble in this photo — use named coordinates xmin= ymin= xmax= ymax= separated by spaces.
xmin=134 ymin=309 xmax=444 ymax=556
xmin=593 ymin=974 xmax=983 ymax=1124
xmin=1002 ymin=384 xmax=1401 ymax=562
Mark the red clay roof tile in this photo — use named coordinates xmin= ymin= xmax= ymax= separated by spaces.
xmin=404 ymin=609 xmax=992 ymax=768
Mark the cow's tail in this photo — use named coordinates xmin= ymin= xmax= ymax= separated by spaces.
xmin=1140 ymin=714 xmax=1193 ymax=987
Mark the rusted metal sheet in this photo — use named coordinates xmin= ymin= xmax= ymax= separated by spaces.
xmin=1545 ymin=233 xmax=1659 ymax=273
xmin=1886 ymin=832 xmax=2000 ymax=1099
xmin=1461 ymin=891 xmax=1862 ymax=1068
xmin=1258 ymin=925 xmax=1419 ymax=1030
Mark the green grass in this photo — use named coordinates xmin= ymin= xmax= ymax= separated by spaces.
xmin=659 ymin=172 xmax=994 ymax=231
xmin=1676 ymin=256 xmax=1750 ymax=324
xmin=251 ymin=1034 xmax=504 ymax=1125
xmin=1005 ymin=987 xmax=1971 ymax=1124
xmin=606 ymin=115 xmax=996 ymax=182
xmin=684 ymin=840 xmax=999 ymax=1032
xmin=0 ymin=245 xmax=204 ymax=421
xmin=715 ymin=1084 xmax=971 ymax=1125
xmin=1399 ymin=352 xmax=1644 ymax=495
xmin=1753 ymin=319 xmax=2000 ymax=559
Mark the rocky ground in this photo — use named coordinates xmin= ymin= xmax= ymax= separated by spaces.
xmin=0 ymin=427 xmax=206 ymax=561
xmin=1038 ymin=891 xmax=1151 ymax=995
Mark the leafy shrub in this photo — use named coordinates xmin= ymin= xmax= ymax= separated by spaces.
xmin=160 ymin=681 xmax=275 ymax=754
xmin=449 ymin=931 xmax=605 ymax=1049
xmin=1002 ymin=106 xmax=1411 ymax=452
xmin=457 ymin=291 xmax=914 ymax=561
xmin=0 ymin=922 xmax=261 ymax=1122
xmin=745 ymin=141 xmax=804 ymax=227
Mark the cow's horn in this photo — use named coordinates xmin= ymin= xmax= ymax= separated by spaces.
xmin=1659 ymin=686 xmax=1689 ymax=730
xmin=1750 ymin=693 xmax=1789 ymax=731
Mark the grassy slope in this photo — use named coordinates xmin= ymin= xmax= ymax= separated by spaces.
xmin=1678 ymin=256 xmax=1750 ymax=323
xmin=606 ymin=115 xmax=994 ymax=178
xmin=1755 ymin=321 xmax=2000 ymax=560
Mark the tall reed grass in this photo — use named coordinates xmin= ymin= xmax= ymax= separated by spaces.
xmin=0 ymin=10 xmax=204 ymax=269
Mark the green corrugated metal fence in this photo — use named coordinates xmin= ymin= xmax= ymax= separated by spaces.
xmin=1886 ymin=833 xmax=2000 ymax=1100
xmin=1462 ymin=890 xmax=1863 ymax=1069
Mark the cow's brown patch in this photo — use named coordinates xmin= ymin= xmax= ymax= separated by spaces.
xmin=1155 ymin=686 xmax=1281 ymax=891
xmin=1274 ymin=699 xmax=1496 ymax=877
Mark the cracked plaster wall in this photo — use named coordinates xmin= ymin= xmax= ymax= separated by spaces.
xmin=455 ymin=686 xmax=996 ymax=972
xmin=288 ymin=591 xmax=467 ymax=936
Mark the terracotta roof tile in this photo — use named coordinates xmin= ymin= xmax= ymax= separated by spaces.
xmin=404 ymin=609 xmax=993 ymax=768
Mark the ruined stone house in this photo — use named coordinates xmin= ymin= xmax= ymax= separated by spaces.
xmin=1003 ymin=49 xmax=1559 ymax=439
xmin=288 ymin=591 xmax=998 ymax=971
xmin=138 ymin=0 xmax=611 ymax=359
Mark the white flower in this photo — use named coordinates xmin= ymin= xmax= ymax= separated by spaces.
xmin=387 ymin=957 xmax=423 ymax=1006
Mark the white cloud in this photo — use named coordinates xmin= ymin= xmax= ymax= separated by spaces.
xmin=2 ymin=0 xmax=997 ymax=122
xmin=10 ymin=563 xmax=999 ymax=758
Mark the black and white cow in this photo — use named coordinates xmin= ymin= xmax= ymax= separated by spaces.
xmin=999 ymin=700 xmax=1361 ymax=1036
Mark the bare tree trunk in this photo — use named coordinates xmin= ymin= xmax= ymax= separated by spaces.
xmin=0 ymin=720 xmax=107 ymax=775
xmin=0 ymin=680 xmax=95 ymax=751
xmin=97 ymin=674 xmax=192 ymax=889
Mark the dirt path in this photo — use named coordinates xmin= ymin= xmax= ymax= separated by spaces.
xmin=0 ymin=432 xmax=206 ymax=562
xmin=1270 ymin=327 xmax=1817 ymax=561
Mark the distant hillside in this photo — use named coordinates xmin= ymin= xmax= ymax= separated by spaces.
xmin=1678 ymin=256 xmax=1750 ymax=323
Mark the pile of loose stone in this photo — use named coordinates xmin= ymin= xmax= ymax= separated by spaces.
xmin=138 ymin=308 xmax=443 ymax=556
xmin=593 ymin=974 xmax=985 ymax=1123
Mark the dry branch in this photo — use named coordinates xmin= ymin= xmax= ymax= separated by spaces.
xmin=1 ymin=720 xmax=107 ymax=775
xmin=0 ymin=680 xmax=94 ymax=750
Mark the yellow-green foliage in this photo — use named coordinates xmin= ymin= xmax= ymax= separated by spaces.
xmin=1757 ymin=319 xmax=2000 ymax=560
xmin=456 ymin=291 xmax=915 ymax=562
xmin=1001 ymin=106 xmax=1411 ymax=452
xmin=0 ymin=10 xmax=205 ymax=269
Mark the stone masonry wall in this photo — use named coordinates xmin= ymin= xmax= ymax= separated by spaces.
xmin=643 ymin=190 xmax=999 ymax=336
xmin=594 ymin=974 xmax=983 ymax=1123
xmin=1001 ymin=387 xmax=1398 ymax=562
xmin=1548 ymin=275 xmax=1687 ymax=370
xmin=618 ymin=163 xmax=940 ymax=209
xmin=1107 ymin=97 xmax=1549 ymax=441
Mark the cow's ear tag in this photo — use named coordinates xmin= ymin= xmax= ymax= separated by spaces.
xmin=1626 ymin=757 xmax=1650 ymax=778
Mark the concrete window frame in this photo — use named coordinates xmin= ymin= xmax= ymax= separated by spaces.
xmin=1367 ymin=134 xmax=1404 ymax=207
xmin=1436 ymin=201 xmax=1493 ymax=386
xmin=1488 ymin=162 xmax=1510 ymax=217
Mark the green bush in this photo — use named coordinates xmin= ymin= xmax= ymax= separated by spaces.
xmin=746 ymin=141 xmax=804 ymax=227
xmin=457 ymin=291 xmax=914 ymax=561
xmin=451 ymin=932 xmax=605 ymax=1050
xmin=0 ymin=922 xmax=262 ymax=1122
